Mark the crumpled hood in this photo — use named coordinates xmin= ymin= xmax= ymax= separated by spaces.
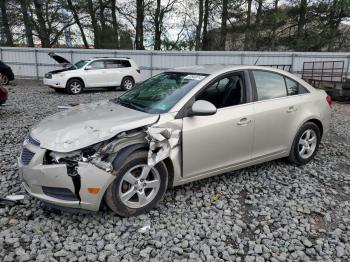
xmin=30 ymin=100 xmax=159 ymax=152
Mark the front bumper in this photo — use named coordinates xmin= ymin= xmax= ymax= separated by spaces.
xmin=43 ymin=77 xmax=65 ymax=88
xmin=18 ymin=140 xmax=115 ymax=211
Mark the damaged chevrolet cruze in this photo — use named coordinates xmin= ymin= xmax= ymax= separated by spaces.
xmin=19 ymin=65 xmax=332 ymax=217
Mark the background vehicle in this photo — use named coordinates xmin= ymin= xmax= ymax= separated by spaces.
xmin=44 ymin=53 xmax=142 ymax=94
xmin=0 ymin=61 xmax=14 ymax=85
xmin=0 ymin=85 xmax=8 ymax=105
xmin=302 ymin=60 xmax=350 ymax=101
xmin=20 ymin=65 xmax=331 ymax=217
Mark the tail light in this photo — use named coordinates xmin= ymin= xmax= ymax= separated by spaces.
xmin=136 ymin=69 xmax=141 ymax=74
xmin=326 ymin=95 xmax=332 ymax=108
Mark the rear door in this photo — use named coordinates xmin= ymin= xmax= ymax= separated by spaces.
xmin=250 ymin=70 xmax=308 ymax=159
xmin=104 ymin=59 xmax=126 ymax=86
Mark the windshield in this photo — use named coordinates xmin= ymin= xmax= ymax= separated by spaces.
xmin=74 ymin=60 xmax=89 ymax=69
xmin=115 ymin=72 xmax=207 ymax=114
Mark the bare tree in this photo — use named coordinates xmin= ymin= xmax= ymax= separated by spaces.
xmin=135 ymin=0 xmax=145 ymax=49
xmin=195 ymin=0 xmax=204 ymax=51
xmin=219 ymin=0 xmax=228 ymax=50
xmin=152 ymin=0 xmax=177 ymax=50
xmin=18 ymin=0 xmax=34 ymax=47
xmin=244 ymin=0 xmax=252 ymax=50
xmin=0 ymin=0 xmax=13 ymax=46
xmin=201 ymin=0 xmax=210 ymax=50
xmin=111 ymin=0 xmax=120 ymax=49
xmin=66 ymin=0 xmax=89 ymax=48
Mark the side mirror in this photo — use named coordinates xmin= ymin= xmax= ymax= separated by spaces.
xmin=85 ymin=65 xmax=92 ymax=70
xmin=189 ymin=100 xmax=217 ymax=116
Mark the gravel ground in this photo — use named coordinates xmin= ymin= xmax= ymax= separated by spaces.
xmin=0 ymin=80 xmax=350 ymax=262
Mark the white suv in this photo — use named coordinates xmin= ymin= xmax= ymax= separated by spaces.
xmin=43 ymin=53 xmax=142 ymax=94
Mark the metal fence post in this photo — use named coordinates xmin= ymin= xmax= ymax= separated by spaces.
xmin=195 ymin=52 xmax=199 ymax=65
xmin=291 ymin=53 xmax=296 ymax=73
xmin=346 ymin=55 xmax=350 ymax=79
xmin=240 ymin=53 xmax=245 ymax=65
xmin=35 ymin=49 xmax=39 ymax=80
xmin=150 ymin=52 xmax=154 ymax=77
xmin=0 ymin=48 xmax=2 ymax=60
xmin=70 ymin=50 xmax=74 ymax=63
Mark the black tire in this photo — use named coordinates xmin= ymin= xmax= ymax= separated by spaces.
xmin=104 ymin=151 xmax=168 ymax=217
xmin=120 ymin=77 xmax=135 ymax=91
xmin=53 ymin=88 xmax=66 ymax=93
xmin=66 ymin=79 xmax=84 ymax=95
xmin=288 ymin=122 xmax=321 ymax=165
xmin=1 ymin=74 xmax=9 ymax=85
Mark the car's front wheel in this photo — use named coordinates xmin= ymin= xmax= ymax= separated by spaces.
xmin=104 ymin=150 xmax=168 ymax=217
xmin=66 ymin=79 xmax=84 ymax=94
xmin=121 ymin=77 xmax=135 ymax=91
xmin=289 ymin=122 xmax=321 ymax=165
xmin=1 ymin=74 xmax=9 ymax=85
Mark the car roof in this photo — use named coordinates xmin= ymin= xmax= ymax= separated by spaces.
xmin=167 ymin=64 xmax=291 ymax=76
xmin=91 ymin=57 xmax=130 ymax=61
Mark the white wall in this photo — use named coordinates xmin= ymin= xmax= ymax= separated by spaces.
xmin=1 ymin=47 xmax=349 ymax=80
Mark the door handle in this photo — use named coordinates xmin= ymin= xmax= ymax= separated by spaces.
xmin=287 ymin=106 xmax=297 ymax=113
xmin=237 ymin=117 xmax=251 ymax=126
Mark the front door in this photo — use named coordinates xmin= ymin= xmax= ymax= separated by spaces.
xmin=182 ymin=72 xmax=254 ymax=178
xmin=84 ymin=60 xmax=108 ymax=87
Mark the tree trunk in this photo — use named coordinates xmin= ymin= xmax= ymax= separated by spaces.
xmin=19 ymin=0 xmax=34 ymax=47
xmin=296 ymin=0 xmax=307 ymax=51
xmin=87 ymin=0 xmax=100 ymax=48
xmin=154 ymin=0 xmax=161 ymax=50
xmin=135 ymin=0 xmax=145 ymax=50
xmin=111 ymin=0 xmax=119 ymax=49
xmin=244 ymin=0 xmax=252 ymax=51
xmin=253 ymin=0 xmax=263 ymax=50
xmin=219 ymin=0 xmax=228 ymax=51
xmin=271 ymin=0 xmax=278 ymax=51
xmin=0 ymin=0 xmax=13 ymax=46
xmin=66 ymin=0 xmax=89 ymax=48
xmin=201 ymin=0 xmax=209 ymax=50
xmin=195 ymin=0 xmax=203 ymax=51
xmin=33 ymin=0 xmax=50 ymax=47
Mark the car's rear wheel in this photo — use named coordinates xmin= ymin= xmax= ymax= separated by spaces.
xmin=104 ymin=150 xmax=168 ymax=217
xmin=121 ymin=77 xmax=135 ymax=91
xmin=288 ymin=122 xmax=321 ymax=165
xmin=66 ymin=79 xmax=84 ymax=94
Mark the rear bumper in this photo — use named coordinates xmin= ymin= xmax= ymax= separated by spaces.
xmin=18 ymin=140 xmax=115 ymax=211
xmin=43 ymin=78 xmax=65 ymax=88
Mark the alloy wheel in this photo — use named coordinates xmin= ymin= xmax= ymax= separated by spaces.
xmin=124 ymin=79 xmax=134 ymax=90
xmin=118 ymin=164 xmax=160 ymax=208
xmin=70 ymin=81 xmax=82 ymax=94
xmin=298 ymin=129 xmax=317 ymax=159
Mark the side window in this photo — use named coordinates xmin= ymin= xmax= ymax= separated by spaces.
xmin=252 ymin=71 xmax=287 ymax=101
xmin=285 ymin=77 xmax=309 ymax=95
xmin=285 ymin=78 xmax=298 ymax=96
xmin=105 ymin=60 xmax=131 ymax=68
xmin=196 ymin=73 xmax=246 ymax=109
xmin=89 ymin=61 xmax=105 ymax=69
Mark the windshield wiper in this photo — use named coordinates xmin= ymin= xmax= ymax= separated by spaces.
xmin=117 ymin=97 xmax=145 ymax=112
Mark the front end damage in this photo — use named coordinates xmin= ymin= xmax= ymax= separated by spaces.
xmin=19 ymin=124 xmax=181 ymax=212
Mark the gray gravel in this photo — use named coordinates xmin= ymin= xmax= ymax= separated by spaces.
xmin=1 ymin=80 xmax=350 ymax=261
